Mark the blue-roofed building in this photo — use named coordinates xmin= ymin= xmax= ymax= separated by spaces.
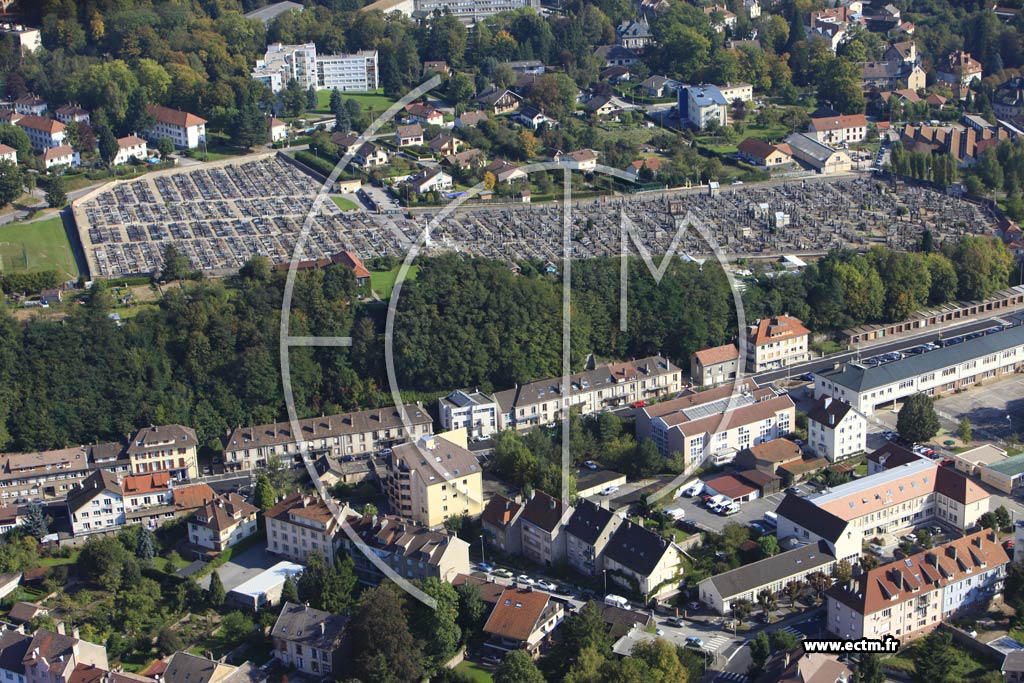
xmin=678 ymin=85 xmax=728 ymax=129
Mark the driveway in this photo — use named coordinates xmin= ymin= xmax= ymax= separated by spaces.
xmin=199 ymin=544 xmax=280 ymax=592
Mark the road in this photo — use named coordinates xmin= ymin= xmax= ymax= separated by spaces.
xmin=714 ymin=608 xmax=826 ymax=683
xmin=752 ymin=312 xmax=1021 ymax=385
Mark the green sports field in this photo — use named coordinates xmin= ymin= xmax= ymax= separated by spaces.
xmin=0 ymin=216 xmax=79 ymax=279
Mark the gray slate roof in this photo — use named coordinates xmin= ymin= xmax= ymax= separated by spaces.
xmin=271 ymin=602 xmax=347 ymax=649
xmin=703 ymin=541 xmax=835 ymax=599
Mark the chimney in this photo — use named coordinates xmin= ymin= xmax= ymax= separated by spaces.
xmin=783 ymin=652 xmax=791 ymax=669
xmin=320 ymin=623 xmax=325 ymax=635
xmin=72 ymin=627 xmax=79 ymax=639
xmin=56 ymin=622 xmax=65 ymax=635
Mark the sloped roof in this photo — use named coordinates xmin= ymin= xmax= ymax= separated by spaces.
xmin=146 ymin=105 xmax=207 ymax=128
xmin=16 ymin=115 xmax=64 ymax=134
xmin=520 ymin=490 xmax=570 ymax=533
xmin=67 ymin=470 xmax=122 ymax=513
xmin=806 ymin=397 xmax=855 ymax=428
xmin=603 ymin=520 xmax=676 ymax=576
xmin=693 ymin=343 xmax=739 ymax=365
xmin=483 ymin=587 xmax=552 ymax=641
xmin=481 ymin=494 xmax=523 ymax=530
xmin=565 ymin=499 xmax=617 ymax=545
xmin=775 ymin=494 xmax=846 ymax=542
xmin=703 ymin=541 xmax=835 ymax=600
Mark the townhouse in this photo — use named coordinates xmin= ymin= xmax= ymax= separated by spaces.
xmin=483 ymin=587 xmax=564 ymax=658
xmin=127 ymin=425 xmax=199 ymax=480
xmin=15 ymin=116 xmax=65 ymax=152
xmin=601 ymin=520 xmax=684 ymax=602
xmin=145 ymin=105 xmax=207 ymax=150
xmin=222 ymin=403 xmax=433 ymax=470
xmin=826 ymin=530 xmax=1008 ymax=642
xmin=636 ymin=384 xmax=795 ymax=465
xmin=271 ymin=602 xmax=348 ymax=677
xmin=481 ymin=494 xmax=524 ymax=556
xmin=564 ymin=500 xmax=624 ymax=576
xmin=66 ymin=470 xmax=124 ymax=536
xmin=384 ymin=435 xmax=482 ymax=528
xmin=775 ymin=457 xmax=990 ymax=562
xmin=806 ymin=396 xmax=867 ymax=462
xmin=745 ymin=315 xmax=810 ymax=372
xmin=699 ymin=541 xmax=837 ymax=614
xmin=266 ymin=493 xmax=343 ymax=564
xmin=113 ymin=136 xmax=147 ymax=166
xmin=520 ymin=490 xmax=574 ymax=567
xmin=188 ymin=493 xmax=259 ymax=552
xmin=341 ymin=513 xmax=470 ymax=585
xmin=814 ymin=325 xmax=1024 ymax=415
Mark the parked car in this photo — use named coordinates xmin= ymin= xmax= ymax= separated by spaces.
xmin=600 ymin=485 xmax=620 ymax=496
xmin=631 ymin=400 xmax=646 ymax=408
xmin=583 ymin=460 xmax=598 ymax=470
xmin=477 ymin=562 xmax=494 ymax=573
xmin=869 ymin=543 xmax=885 ymax=555
xmin=927 ymin=525 xmax=943 ymax=535
xmin=902 ymin=533 xmax=918 ymax=544
xmin=685 ymin=636 xmax=704 ymax=649
xmin=492 ymin=568 xmax=514 ymax=579
xmin=555 ymin=585 xmax=574 ymax=596
xmin=536 ymin=580 xmax=558 ymax=591
xmin=665 ymin=617 xmax=685 ymax=628
xmin=516 ymin=575 xmax=535 ymax=586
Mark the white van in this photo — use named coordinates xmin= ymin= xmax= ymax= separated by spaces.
xmin=763 ymin=511 xmax=778 ymax=527
xmin=604 ymin=594 xmax=629 ymax=609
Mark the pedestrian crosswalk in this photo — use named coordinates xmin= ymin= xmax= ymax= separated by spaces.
xmin=702 ymin=634 xmax=731 ymax=652
xmin=777 ymin=625 xmax=806 ymax=640
xmin=714 ymin=672 xmax=748 ymax=683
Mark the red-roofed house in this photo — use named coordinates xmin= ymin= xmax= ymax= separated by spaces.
xmin=331 ymin=251 xmax=370 ymax=285
xmin=16 ymin=115 xmax=66 ymax=152
xmin=737 ymin=137 xmax=793 ymax=167
xmin=0 ymin=143 xmax=16 ymax=165
xmin=938 ymin=51 xmax=983 ymax=98
xmin=269 ymin=117 xmax=287 ymax=143
xmin=481 ymin=494 xmax=524 ymax=555
xmin=690 ymin=343 xmax=739 ymax=386
xmin=808 ymin=114 xmax=868 ymax=145
xmin=188 ymin=492 xmax=259 ymax=552
xmin=483 ymin=587 xmax=564 ymax=658
xmin=39 ymin=145 xmax=78 ymax=170
xmin=121 ymin=472 xmax=172 ymax=511
xmin=145 ymin=105 xmax=207 ymax=149
xmin=113 ymin=136 xmax=147 ymax=166
xmin=745 ymin=315 xmax=810 ymax=372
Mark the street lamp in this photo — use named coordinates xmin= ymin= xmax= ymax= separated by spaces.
xmin=480 ymin=534 xmax=485 ymax=565
xmin=603 ymin=569 xmax=607 ymax=595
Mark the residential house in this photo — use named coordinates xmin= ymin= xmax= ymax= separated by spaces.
xmin=599 ymin=66 xmax=631 ymax=84
xmin=352 ymin=141 xmax=388 ymax=167
xmin=625 ymin=157 xmax=662 ymax=180
xmin=271 ymin=602 xmax=348 ymax=677
xmin=808 ymin=114 xmax=868 ymax=145
xmin=331 ymin=132 xmax=361 ymax=157
xmin=113 ymin=136 xmax=147 ymax=166
xmin=826 ymin=530 xmax=1008 ymax=642
xmin=269 ymin=117 xmax=288 ymax=143
xmin=426 ymin=133 xmax=460 ymax=156
xmin=0 ymin=144 xmax=16 ymax=164
xmin=807 ymin=397 xmax=866 ymax=462
xmin=39 ymin=145 xmax=79 ymax=170
xmin=188 ymin=493 xmax=259 ymax=552
xmin=145 ymin=105 xmax=207 ymax=149
xmin=938 ymin=51 xmax=983 ymax=98
xmin=745 ymin=315 xmax=810 ymax=373
xmin=564 ymin=500 xmax=624 ymax=576
xmin=638 ymin=75 xmax=677 ymax=98
xmin=520 ymin=490 xmax=574 ymax=566
xmin=995 ymin=77 xmax=1024 ymax=118
xmin=331 ymin=250 xmax=370 ymax=286
xmin=754 ymin=650 xmax=851 ymax=683
xmin=439 ymin=390 xmax=499 ymax=437
xmin=403 ymin=103 xmax=443 ymax=127
xmin=616 ymin=17 xmax=652 ymax=50
xmin=483 ymin=587 xmax=565 ymax=658
xmin=127 ymin=425 xmax=199 ymax=480
xmin=395 ymin=124 xmax=424 ymax=147
xmin=563 ymin=149 xmax=598 ymax=172
xmin=584 ymin=95 xmax=619 ymax=119
xmin=341 ymin=513 xmax=471 ymax=585
xmin=222 ymin=404 xmax=432 ymax=470
xmin=515 ymin=105 xmax=557 ymax=129
xmin=0 ymin=507 xmax=22 ymax=533
xmin=455 ymin=111 xmax=489 ymax=128
xmin=679 ymin=85 xmax=728 ymax=129
xmin=635 ymin=383 xmax=796 ymax=464
xmin=54 ymin=105 xmax=89 ymax=125
xmin=602 ymin=520 xmax=684 ymax=602
xmin=0 ymin=627 xmax=29 ymax=683
xmin=806 ymin=23 xmax=847 ymax=52
xmin=266 ymin=492 xmax=343 ymax=564
xmin=475 ymin=87 xmax=521 ymax=115
xmin=861 ymin=61 xmax=926 ymax=91
xmin=385 ymin=435 xmax=482 ymax=528
xmin=735 ymin=438 xmax=804 ymax=474
xmin=160 ymin=652 xmax=248 ymax=683
xmin=481 ymin=494 xmax=524 ymax=555
xmin=719 ymin=83 xmax=754 ymax=103
xmin=704 ymin=5 xmax=737 ymax=32
xmin=594 ymin=45 xmax=639 ymax=68
xmin=120 ymin=472 xmax=172 ymax=512
xmin=737 ymin=138 xmax=793 ymax=167
xmin=22 ymin=629 xmax=108 ymax=683
xmin=13 ymin=96 xmax=45 ymax=117
xmin=8 ymin=603 xmax=45 ymax=626
xmin=485 ymin=159 xmax=528 ymax=184
xmin=866 ymin=442 xmax=920 ymax=475
xmin=66 ymin=470 xmax=124 ymax=536
xmin=405 ymin=168 xmax=453 ymax=195
xmin=15 ymin=116 xmax=65 ymax=152
xmin=422 ymin=60 xmax=450 ymax=76
xmin=743 ymin=0 xmax=761 ymax=19
xmin=690 ymin=343 xmax=740 ymax=386
xmin=699 ymin=541 xmax=837 ymax=614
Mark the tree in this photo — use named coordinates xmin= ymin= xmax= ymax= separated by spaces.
xmin=161 ymin=243 xmax=192 ymax=281
xmin=980 ymin=511 xmax=999 ymax=531
xmin=136 ymin=527 xmax=156 ymax=563
xmin=731 ymin=598 xmax=752 ymax=624
xmin=483 ymin=171 xmax=496 ymax=190
xmin=957 ymin=417 xmax=972 ymax=443
xmin=995 ymin=505 xmax=1012 ymax=530
xmin=157 ymin=627 xmax=185 ymax=655
xmin=44 ymin=175 xmax=66 ymax=208
xmin=306 ymin=85 xmax=319 ymax=111
xmin=952 ymin=236 xmax=1013 ymax=300
xmin=769 ymin=629 xmax=799 ymax=652
xmin=455 ymin=582 xmax=487 ymax=642
xmin=630 ymin=638 xmax=688 ymax=683
xmin=749 ymin=631 xmax=771 ymax=672
xmin=518 ymin=130 xmax=539 ymax=160
xmin=835 ymin=558 xmax=853 ymax=584
xmin=0 ymin=160 xmax=22 ymax=207
xmin=207 ymin=570 xmax=226 ymax=607
xmin=0 ymin=125 xmax=32 ymax=163
xmin=897 ymin=394 xmax=940 ymax=444
xmin=254 ymin=473 xmax=276 ymax=510
xmin=348 ymin=584 xmax=423 ymax=683
xmin=282 ymin=79 xmax=306 ymax=118
xmin=408 ymin=578 xmax=461 ymax=675
xmin=221 ymin=611 xmax=255 ymax=641
xmin=758 ymin=534 xmax=779 ymax=558
xmin=97 ymin=126 xmax=119 ymax=168
xmin=157 ymin=137 xmax=175 ymax=157
xmin=783 ymin=580 xmax=803 ymax=606
xmin=22 ymin=503 xmax=47 ymax=539
xmin=912 ymin=631 xmax=958 ymax=683
xmin=757 ymin=588 xmax=777 ymax=618
xmin=281 ymin=576 xmax=299 ymax=604
xmin=494 ymin=650 xmax=545 ymax=683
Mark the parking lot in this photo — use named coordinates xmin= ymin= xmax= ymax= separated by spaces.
xmin=668 ymin=488 xmax=786 ymax=533
xmin=198 ymin=544 xmax=279 ymax=592
xmin=934 ymin=374 xmax=1024 ymax=441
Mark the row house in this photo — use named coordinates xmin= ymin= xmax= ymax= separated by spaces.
xmin=827 ymin=530 xmax=1008 ymax=642
xmin=564 ymin=500 xmax=624 ymax=576
xmin=600 ymin=520 xmax=684 ymax=601
xmin=481 ymin=494 xmax=525 ymax=555
xmin=126 ymin=425 xmax=199 ymax=479
xmin=384 ymin=435 xmax=482 ymax=528
xmin=341 ymin=513 xmax=470 ymax=585
xmin=899 ymin=121 xmax=1007 ymax=167
xmin=223 ymin=404 xmax=432 ymax=471
xmin=520 ymin=491 xmax=574 ymax=567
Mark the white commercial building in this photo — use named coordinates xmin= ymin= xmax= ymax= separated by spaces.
xmin=815 ymin=325 xmax=1024 ymax=415
xmin=253 ymin=43 xmax=378 ymax=93
xmin=807 ymin=396 xmax=867 ymax=462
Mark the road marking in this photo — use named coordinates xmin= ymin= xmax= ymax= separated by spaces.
xmin=714 ymin=672 xmax=749 ymax=683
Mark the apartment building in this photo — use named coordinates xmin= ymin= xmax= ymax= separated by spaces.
xmin=690 ymin=344 xmax=740 ymax=386
xmin=0 ymin=24 xmax=41 ymax=53
xmin=15 ymin=116 xmax=66 ymax=152
xmin=827 ymin=530 xmax=1008 ymax=642
xmin=113 ymin=136 xmax=147 ymax=166
xmin=0 ymin=440 xmax=134 ymax=507
xmin=679 ymin=85 xmax=728 ymax=129
xmin=223 ymin=404 xmax=432 ymax=471
xmin=66 ymin=470 xmax=125 ymax=537
xmin=636 ymin=384 xmax=795 ymax=466
xmin=564 ymin=500 xmax=624 ymax=576
xmin=699 ymin=541 xmax=837 ymax=614
xmin=144 ymin=106 xmax=207 ymax=150
xmin=385 ymin=435 xmax=482 ymax=528
xmin=252 ymin=43 xmax=378 ymax=92
xmin=120 ymin=472 xmax=172 ymax=511
xmin=745 ymin=315 xmax=810 ymax=372
xmin=807 ymin=396 xmax=867 ymax=462
xmin=127 ymin=425 xmax=199 ymax=479
xmin=602 ymin=520 xmax=684 ymax=602
xmin=23 ymin=629 xmax=108 ymax=683
xmin=341 ymin=513 xmax=470 ymax=585
xmin=362 ymin=0 xmax=540 ymax=25
xmin=438 ymin=390 xmax=499 ymax=437
xmin=188 ymin=493 xmax=259 ymax=552
xmin=776 ymin=458 xmax=990 ymax=562
xmin=13 ymin=97 xmax=46 ymax=117
xmin=481 ymin=494 xmax=524 ymax=556
xmin=520 ymin=491 xmax=574 ymax=567
xmin=815 ymin=325 xmax=1024 ymax=415
xmin=54 ymin=105 xmax=89 ymax=125
xmin=40 ymin=146 xmax=78 ymax=170
xmin=271 ymin=602 xmax=348 ymax=677
xmin=317 ymin=51 xmax=378 ymax=91
xmin=938 ymin=50 xmax=983 ymax=98
xmin=266 ymin=493 xmax=342 ymax=564
xmin=491 ymin=356 xmax=682 ymax=432
xmin=808 ymin=114 xmax=869 ymax=146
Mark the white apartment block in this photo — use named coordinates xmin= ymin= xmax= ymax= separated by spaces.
xmin=808 ymin=114 xmax=869 ymax=145
xmin=223 ymin=404 xmax=433 ymax=471
xmin=367 ymin=0 xmax=541 ymax=25
xmin=318 ymin=51 xmax=379 ymax=91
xmin=636 ymin=384 xmax=795 ymax=465
xmin=815 ymin=325 xmax=1024 ymax=415
xmin=15 ymin=115 xmax=66 ymax=152
xmin=719 ymin=83 xmax=753 ymax=103
xmin=776 ymin=458 xmax=990 ymax=562
xmin=40 ymin=145 xmax=79 ymax=170
xmin=438 ymin=391 xmax=499 ymax=437
xmin=145 ymin=105 xmax=207 ymax=150
xmin=253 ymin=43 xmax=378 ymax=93
xmin=113 ymin=136 xmax=147 ymax=166
xmin=807 ymin=396 xmax=867 ymax=462
xmin=0 ymin=23 xmax=40 ymax=53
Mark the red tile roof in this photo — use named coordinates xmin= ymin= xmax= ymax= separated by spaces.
xmin=16 ymin=115 xmax=64 ymax=134
xmin=332 ymin=250 xmax=371 ymax=278
xmin=748 ymin=315 xmax=810 ymax=347
xmin=810 ymin=114 xmax=868 ymax=132
xmin=693 ymin=343 xmax=739 ymax=366
xmin=146 ymin=105 xmax=207 ymax=128
xmin=173 ymin=484 xmax=216 ymax=511
xmin=121 ymin=472 xmax=171 ymax=495
xmin=483 ymin=587 xmax=552 ymax=641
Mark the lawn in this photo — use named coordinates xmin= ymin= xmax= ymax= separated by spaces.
xmin=331 ymin=196 xmax=358 ymax=211
xmin=38 ymin=549 xmax=81 ymax=567
xmin=454 ymin=661 xmax=494 ymax=683
xmin=0 ymin=216 xmax=79 ymax=279
xmin=314 ymin=89 xmax=400 ymax=115
xmin=370 ymin=265 xmax=419 ymax=299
